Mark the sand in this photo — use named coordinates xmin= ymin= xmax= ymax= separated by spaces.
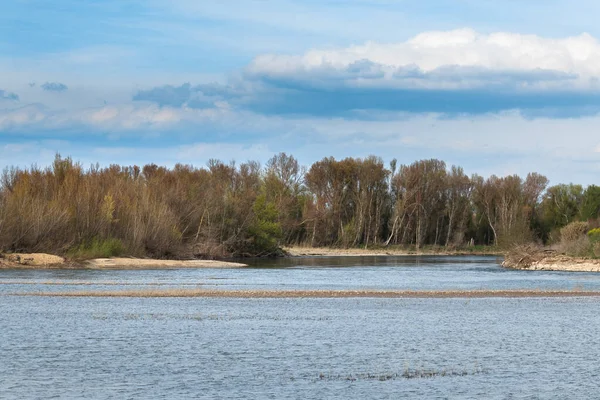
xmin=19 ymin=288 xmax=600 ymax=298
xmin=0 ymin=253 xmax=247 ymax=269
xmin=521 ymin=256 xmax=600 ymax=272
xmin=0 ymin=253 xmax=65 ymax=268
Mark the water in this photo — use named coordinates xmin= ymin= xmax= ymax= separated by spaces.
xmin=3 ymin=255 xmax=600 ymax=294
xmin=1 ymin=256 xmax=600 ymax=399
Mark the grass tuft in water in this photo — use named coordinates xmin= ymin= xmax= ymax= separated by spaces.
xmin=317 ymin=365 xmax=485 ymax=381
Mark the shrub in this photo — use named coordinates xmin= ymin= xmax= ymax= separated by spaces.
xmin=556 ymin=222 xmax=592 ymax=257
xmin=559 ymin=236 xmax=592 ymax=257
xmin=68 ymin=238 xmax=125 ymax=260
xmin=560 ymin=221 xmax=589 ymax=243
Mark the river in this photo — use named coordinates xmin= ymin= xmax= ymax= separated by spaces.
xmin=1 ymin=255 xmax=599 ymax=399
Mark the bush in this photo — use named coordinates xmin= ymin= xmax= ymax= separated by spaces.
xmin=560 ymin=221 xmax=589 ymax=243
xmin=68 ymin=238 xmax=125 ymax=260
xmin=558 ymin=236 xmax=592 ymax=257
xmin=557 ymin=222 xmax=592 ymax=257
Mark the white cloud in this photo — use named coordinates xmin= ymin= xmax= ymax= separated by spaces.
xmin=247 ymin=29 xmax=600 ymax=91
xmin=0 ymin=103 xmax=233 ymax=132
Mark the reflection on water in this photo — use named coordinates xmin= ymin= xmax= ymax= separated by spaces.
xmin=1 ymin=256 xmax=600 ymax=398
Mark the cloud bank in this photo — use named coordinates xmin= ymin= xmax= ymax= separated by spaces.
xmin=129 ymin=30 xmax=600 ymax=117
xmin=247 ymin=29 xmax=600 ymax=89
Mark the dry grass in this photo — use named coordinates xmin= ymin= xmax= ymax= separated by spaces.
xmin=14 ymin=288 xmax=600 ymax=298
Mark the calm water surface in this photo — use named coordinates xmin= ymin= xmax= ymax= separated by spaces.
xmin=1 ymin=256 xmax=600 ymax=399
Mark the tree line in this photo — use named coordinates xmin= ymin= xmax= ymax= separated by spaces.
xmin=0 ymin=154 xmax=599 ymax=258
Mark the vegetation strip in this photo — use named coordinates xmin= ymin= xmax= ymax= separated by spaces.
xmin=6 ymin=153 xmax=599 ymax=260
xmin=14 ymin=289 xmax=600 ymax=298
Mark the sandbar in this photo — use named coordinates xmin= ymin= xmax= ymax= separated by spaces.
xmin=0 ymin=253 xmax=247 ymax=269
xmin=19 ymin=289 xmax=600 ymax=298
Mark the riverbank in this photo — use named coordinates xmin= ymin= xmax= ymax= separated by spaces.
xmin=285 ymin=246 xmax=503 ymax=257
xmin=502 ymin=246 xmax=600 ymax=272
xmin=504 ymin=254 xmax=600 ymax=272
xmin=1 ymin=247 xmax=502 ymax=270
xmin=0 ymin=253 xmax=67 ymax=268
xmin=0 ymin=253 xmax=247 ymax=269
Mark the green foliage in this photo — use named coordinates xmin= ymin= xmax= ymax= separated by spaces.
xmin=244 ymin=194 xmax=282 ymax=256
xmin=68 ymin=238 xmax=125 ymax=260
xmin=341 ymin=219 xmax=358 ymax=247
xmin=461 ymin=245 xmax=496 ymax=254
xmin=540 ymin=184 xmax=584 ymax=233
xmin=581 ymin=185 xmax=600 ymax=221
xmin=587 ymin=228 xmax=600 ymax=243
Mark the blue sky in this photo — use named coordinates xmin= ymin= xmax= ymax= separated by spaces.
xmin=2 ymin=0 xmax=600 ymax=184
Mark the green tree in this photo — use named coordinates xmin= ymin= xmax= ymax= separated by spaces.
xmin=580 ymin=185 xmax=600 ymax=221
xmin=246 ymin=193 xmax=282 ymax=256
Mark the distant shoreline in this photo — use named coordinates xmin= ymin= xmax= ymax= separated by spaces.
xmin=85 ymin=258 xmax=247 ymax=269
xmin=284 ymin=246 xmax=503 ymax=257
xmin=1 ymin=248 xmax=503 ymax=270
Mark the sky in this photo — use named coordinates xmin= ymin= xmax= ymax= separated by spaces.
xmin=2 ymin=0 xmax=600 ymax=185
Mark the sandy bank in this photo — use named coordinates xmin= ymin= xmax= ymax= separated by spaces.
xmin=0 ymin=253 xmax=66 ymax=268
xmin=19 ymin=288 xmax=600 ymax=298
xmin=85 ymin=258 xmax=247 ymax=269
xmin=285 ymin=246 xmax=502 ymax=257
xmin=502 ymin=246 xmax=600 ymax=272
xmin=506 ymin=256 xmax=600 ymax=272
xmin=0 ymin=253 xmax=247 ymax=269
